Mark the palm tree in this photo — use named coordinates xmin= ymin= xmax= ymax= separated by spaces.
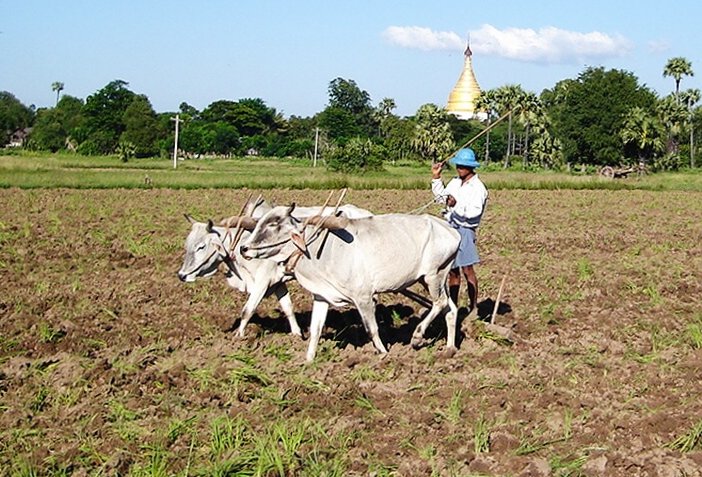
xmin=530 ymin=120 xmax=562 ymax=169
xmin=663 ymin=57 xmax=694 ymax=103
xmin=514 ymin=91 xmax=543 ymax=166
xmin=494 ymin=85 xmax=523 ymax=167
xmin=657 ymin=95 xmax=687 ymax=155
xmin=374 ymin=97 xmax=397 ymax=137
xmin=620 ymin=107 xmax=665 ymax=165
xmin=474 ymin=90 xmax=499 ymax=163
xmin=51 ymin=81 xmax=64 ymax=106
xmin=377 ymin=97 xmax=396 ymax=118
xmin=680 ymin=88 xmax=701 ymax=167
xmin=410 ymin=104 xmax=455 ymax=163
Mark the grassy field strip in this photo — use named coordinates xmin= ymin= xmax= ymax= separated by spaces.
xmin=2 ymin=153 xmax=701 ymax=190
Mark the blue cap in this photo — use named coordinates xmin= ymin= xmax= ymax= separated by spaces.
xmin=449 ymin=148 xmax=479 ymax=168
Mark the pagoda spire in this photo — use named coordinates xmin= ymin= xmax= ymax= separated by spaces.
xmin=447 ymin=37 xmax=485 ymax=120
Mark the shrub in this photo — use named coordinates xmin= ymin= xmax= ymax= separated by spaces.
xmin=326 ymin=137 xmax=384 ymax=173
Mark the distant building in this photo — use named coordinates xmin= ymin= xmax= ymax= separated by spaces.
xmin=8 ymin=128 xmax=32 ymax=148
xmin=446 ymin=41 xmax=487 ymax=121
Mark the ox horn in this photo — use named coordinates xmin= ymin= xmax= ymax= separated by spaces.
xmin=305 ymin=215 xmax=349 ymax=230
xmin=219 ymin=216 xmax=258 ymax=230
xmin=184 ymin=213 xmax=197 ymax=224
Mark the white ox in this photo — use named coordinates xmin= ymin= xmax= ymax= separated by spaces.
xmin=238 ymin=204 xmax=461 ymax=362
xmin=177 ymin=200 xmax=372 ymax=338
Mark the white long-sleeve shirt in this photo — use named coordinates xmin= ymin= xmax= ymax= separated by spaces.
xmin=431 ymin=175 xmax=488 ymax=229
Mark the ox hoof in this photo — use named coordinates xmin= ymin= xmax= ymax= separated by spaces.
xmin=411 ymin=336 xmax=428 ymax=350
xmin=441 ymin=347 xmax=458 ymax=359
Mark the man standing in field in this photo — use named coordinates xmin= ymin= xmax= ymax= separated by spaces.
xmin=431 ymin=147 xmax=488 ymax=317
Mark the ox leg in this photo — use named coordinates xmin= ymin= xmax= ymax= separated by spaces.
xmin=411 ymin=271 xmax=457 ymax=352
xmin=236 ymin=283 xmax=271 ymax=337
xmin=272 ymin=283 xmax=302 ymax=338
xmin=355 ymin=298 xmax=388 ymax=355
xmin=443 ymin=284 xmax=458 ymax=350
xmin=306 ymin=298 xmax=330 ymax=363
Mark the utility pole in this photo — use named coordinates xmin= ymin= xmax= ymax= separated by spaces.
xmin=171 ymin=114 xmax=183 ymax=169
xmin=313 ymin=127 xmax=319 ymax=167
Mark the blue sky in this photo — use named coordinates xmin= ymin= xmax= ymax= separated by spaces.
xmin=2 ymin=0 xmax=700 ymax=117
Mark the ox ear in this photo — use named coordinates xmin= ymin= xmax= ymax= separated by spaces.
xmin=206 ymin=219 xmax=215 ymax=233
xmin=219 ymin=216 xmax=258 ymax=230
xmin=291 ymin=232 xmax=307 ymax=255
xmin=184 ymin=214 xmax=197 ymax=224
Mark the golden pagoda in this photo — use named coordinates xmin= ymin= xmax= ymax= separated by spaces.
xmin=447 ymin=41 xmax=486 ymax=120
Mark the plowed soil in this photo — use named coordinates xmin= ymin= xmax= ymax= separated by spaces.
xmin=1 ymin=187 xmax=701 ymax=476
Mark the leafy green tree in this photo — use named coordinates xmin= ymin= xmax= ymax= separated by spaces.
xmin=200 ymin=100 xmax=239 ymax=124
xmin=283 ymin=115 xmax=317 ymax=158
xmin=30 ymin=96 xmax=85 ymax=152
xmin=328 ymin=77 xmax=371 ymax=114
xmin=35 ymin=95 xmax=87 ymax=151
xmin=56 ymin=95 xmax=84 ymax=131
xmin=230 ymin=103 xmax=267 ymax=137
xmin=200 ymin=98 xmax=283 ymax=140
xmin=51 ymin=81 xmax=64 ymax=106
xmin=287 ymin=115 xmax=315 ymax=140
xmin=179 ymin=102 xmax=199 ymax=119
xmin=411 ymin=104 xmax=455 ymax=163
xmin=320 ymin=78 xmax=375 ymax=141
xmin=0 ymin=91 xmax=34 ymax=145
xmin=663 ymin=57 xmax=694 ymax=102
xmin=545 ymin=67 xmax=657 ymax=166
xmin=202 ymin=122 xmax=240 ymax=155
xmin=318 ymin=106 xmax=360 ymax=142
xmin=81 ymin=80 xmax=137 ymax=154
xmin=238 ymin=98 xmax=286 ymax=135
xmin=30 ymin=108 xmax=64 ymax=151
xmin=382 ymin=116 xmax=416 ymax=163
xmin=177 ymin=121 xmax=199 ymax=155
xmin=120 ymin=95 xmax=159 ymax=157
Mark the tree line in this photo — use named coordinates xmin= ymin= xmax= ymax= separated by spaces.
xmin=1 ymin=57 xmax=699 ymax=171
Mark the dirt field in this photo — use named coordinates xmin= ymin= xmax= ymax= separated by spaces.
xmin=1 ymin=187 xmax=701 ymax=476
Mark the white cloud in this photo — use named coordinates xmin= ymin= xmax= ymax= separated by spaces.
xmin=383 ymin=24 xmax=633 ymax=64
xmin=382 ymin=26 xmax=464 ymax=51
xmin=647 ymin=39 xmax=670 ymax=53
xmin=471 ymin=24 xmax=633 ymax=63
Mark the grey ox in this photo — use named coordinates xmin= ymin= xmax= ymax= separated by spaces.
xmin=238 ymin=204 xmax=461 ymax=362
xmin=177 ymin=200 xmax=372 ymax=338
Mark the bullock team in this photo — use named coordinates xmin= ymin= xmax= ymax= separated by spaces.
xmin=178 ymin=148 xmax=487 ymax=362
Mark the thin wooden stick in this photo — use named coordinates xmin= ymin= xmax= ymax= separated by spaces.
xmin=228 ymin=193 xmax=254 ymax=257
xmin=438 ymin=108 xmax=516 ymax=164
xmin=307 ymin=188 xmax=345 ymax=239
xmin=491 ymin=275 xmax=507 ymax=325
xmin=314 ymin=188 xmax=348 ymax=258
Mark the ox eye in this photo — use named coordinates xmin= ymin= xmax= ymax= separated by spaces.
xmin=196 ymin=243 xmax=206 ymax=252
